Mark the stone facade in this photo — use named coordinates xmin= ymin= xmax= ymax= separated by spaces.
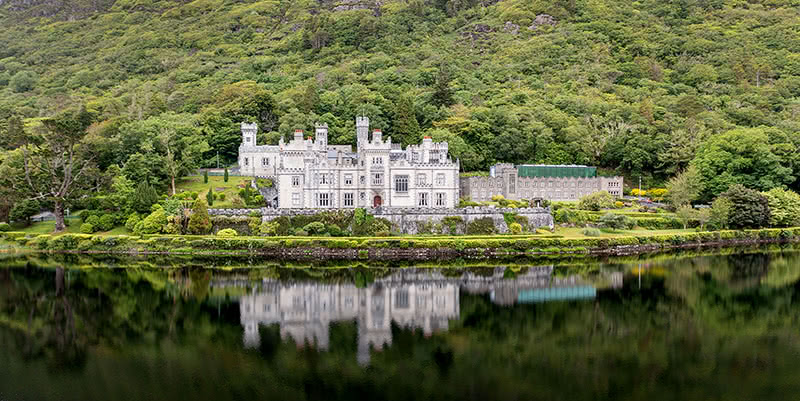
xmin=238 ymin=117 xmax=460 ymax=209
xmin=461 ymin=163 xmax=623 ymax=202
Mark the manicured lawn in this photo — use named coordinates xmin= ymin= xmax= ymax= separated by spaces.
xmin=175 ymin=175 xmax=252 ymax=208
xmin=554 ymin=227 xmax=695 ymax=239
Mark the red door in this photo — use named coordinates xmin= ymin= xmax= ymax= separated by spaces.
xmin=373 ymin=196 xmax=382 ymax=208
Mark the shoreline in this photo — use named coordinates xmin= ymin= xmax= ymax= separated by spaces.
xmin=3 ymin=228 xmax=800 ymax=262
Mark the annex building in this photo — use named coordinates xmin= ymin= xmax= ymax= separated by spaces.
xmin=460 ymin=163 xmax=623 ymax=202
xmin=238 ymin=117 xmax=460 ymax=209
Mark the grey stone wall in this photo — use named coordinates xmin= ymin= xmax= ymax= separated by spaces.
xmin=207 ymin=206 xmax=554 ymax=234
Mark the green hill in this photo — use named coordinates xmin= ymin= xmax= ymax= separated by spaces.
xmin=0 ymin=0 xmax=799 ymax=184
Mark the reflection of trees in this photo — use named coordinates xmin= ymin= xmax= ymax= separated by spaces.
xmin=3 ymin=253 xmax=800 ymax=400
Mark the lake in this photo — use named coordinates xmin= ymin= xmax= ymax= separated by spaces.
xmin=2 ymin=249 xmax=800 ymax=400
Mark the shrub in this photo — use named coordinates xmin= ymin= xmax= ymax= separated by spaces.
xmin=135 ymin=205 xmax=168 ymax=235
xmin=188 ymin=199 xmax=212 ymax=235
xmin=598 ymin=213 xmax=636 ymax=230
xmin=466 ymin=217 xmax=496 ymax=235
xmin=224 ymin=168 xmax=229 ymax=182
xmin=554 ymin=209 xmax=590 ymax=225
xmin=303 ymin=221 xmax=326 ymax=235
xmin=0 ymin=222 xmax=10 ymax=232
xmin=86 ymin=215 xmax=101 ymax=227
xmin=132 ymin=182 xmax=159 ymax=213
xmin=578 ymin=191 xmax=615 ymax=211
xmin=581 ymin=228 xmax=601 ymax=237
xmin=216 ymin=228 xmax=238 ymax=237
xmin=294 ymin=229 xmax=309 ymax=236
xmin=259 ymin=221 xmax=280 ymax=236
xmin=219 ymin=193 xmax=226 ymax=201
xmin=614 ymin=201 xmax=624 ymax=208
xmin=509 ymin=222 xmax=522 ymax=234
xmin=80 ymin=223 xmax=95 ymax=234
xmin=327 ymin=224 xmax=343 ymax=236
xmin=97 ymin=214 xmax=116 ymax=231
xmin=206 ymin=187 xmax=214 ymax=207
xmin=125 ymin=213 xmax=141 ymax=232
xmin=203 ymin=170 xmax=209 ymax=183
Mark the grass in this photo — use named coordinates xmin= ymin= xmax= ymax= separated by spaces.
xmin=174 ymin=175 xmax=251 ymax=209
xmin=12 ymin=220 xmax=132 ymax=235
xmin=554 ymin=227 xmax=695 ymax=239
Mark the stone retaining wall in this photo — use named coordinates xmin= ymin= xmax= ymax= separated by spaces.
xmin=207 ymin=207 xmax=554 ymax=234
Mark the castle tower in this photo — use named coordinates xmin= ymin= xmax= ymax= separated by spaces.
xmin=241 ymin=122 xmax=258 ymax=147
xmin=356 ymin=116 xmax=369 ymax=145
xmin=315 ymin=123 xmax=328 ymax=149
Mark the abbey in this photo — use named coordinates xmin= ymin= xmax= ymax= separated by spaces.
xmin=238 ymin=116 xmax=460 ymax=209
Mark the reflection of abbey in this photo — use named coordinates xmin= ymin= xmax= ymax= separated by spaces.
xmin=237 ymin=117 xmax=623 ymax=208
xmin=236 ymin=268 xmax=622 ymax=365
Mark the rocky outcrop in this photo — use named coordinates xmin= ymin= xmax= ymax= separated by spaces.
xmin=528 ymin=14 xmax=557 ymax=30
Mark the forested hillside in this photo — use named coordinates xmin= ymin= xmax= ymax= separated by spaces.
xmin=0 ymin=0 xmax=799 ymax=206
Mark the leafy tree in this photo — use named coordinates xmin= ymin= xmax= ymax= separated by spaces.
xmin=692 ymin=128 xmax=794 ymax=200
xmin=9 ymin=71 xmax=36 ymax=92
xmin=187 ymin=198 xmax=212 ymax=235
xmin=107 ymin=174 xmax=135 ymax=214
xmin=12 ymin=107 xmax=95 ymax=231
xmin=762 ymin=188 xmax=800 ymax=228
xmin=709 ymin=197 xmax=732 ymax=230
xmin=9 ymin=199 xmax=40 ymax=226
xmin=665 ymin=165 xmax=704 ymax=207
xmin=578 ymin=191 xmax=615 ymax=211
xmin=676 ymin=206 xmax=695 ymax=229
xmin=716 ymin=185 xmax=771 ymax=229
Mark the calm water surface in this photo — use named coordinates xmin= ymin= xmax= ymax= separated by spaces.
xmin=2 ymin=251 xmax=800 ymax=400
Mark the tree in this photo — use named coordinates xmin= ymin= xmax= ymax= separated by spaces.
xmin=206 ymin=186 xmax=214 ymax=207
xmin=156 ymin=118 xmax=211 ymax=196
xmin=224 ymin=168 xmax=229 ymax=183
xmin=692 ymin=128 xmax=794 ymax=200
xmin=710 ymin=197 xmax=732 ymax=230
xmin=187 ymin=198 xmax=212 ymax=235
xmin=13 ymin=107 xmax=95 ymax=231
xmin=676 ymin=206 xmax=695 ymax=229
xmin=203 ymin=170 xmax=208 ymax=184
xmin=391 ymin=94 xmax=420 ymax=146
xmin=9 ymin=199 xmax=40 ymax=226
xmin=716 ymin=184 xmax=770 ymax=229
xmin=131 ymin=181 xmax=159 ymax=214
xmin=762 ymin=188 xmax=800 ymax=228
xmin=107 ymin=174 xmax=135 ymax=214
xmin=666 ymin=165 xmax=704 ymax=207
xmin=9 ymin=71 xmax=37 ymax=93
xmin=696 ymin=207 xmax=712 ymax=231
xmin=431 ymin=62 xmax=454 ymax=108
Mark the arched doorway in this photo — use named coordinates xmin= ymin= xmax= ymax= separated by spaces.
xmin=373 ymin=195 xmax=382 ymax=208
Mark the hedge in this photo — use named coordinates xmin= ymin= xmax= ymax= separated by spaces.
xmin=4 ymin=228 xmax=800 ymax=257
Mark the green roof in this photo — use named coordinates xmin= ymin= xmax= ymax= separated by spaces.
xmin=517 ymin=165 xmax=597 ymax=178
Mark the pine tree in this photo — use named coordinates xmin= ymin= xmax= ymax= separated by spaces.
xmin=392 ymin=94 xmax=421 ymax=146
xmin=203 ymin=170 xmax=208 ymax=184
xmin=224 ymin=168 xmax=229 ymax=183
xmin=132 ymin=182 xmax=159 ymax=213
xmin=206 ymin=186 xmax=214 ymax=207
xmin=188 ymin=198 xmax=212 ymax=235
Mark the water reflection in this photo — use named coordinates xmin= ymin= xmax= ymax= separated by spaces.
xmin=236 ymin=267 xmax=623 ymax=364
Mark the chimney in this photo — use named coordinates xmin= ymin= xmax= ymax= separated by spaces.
xmin=294 ymin=129 xmax=303 ymax=141
xmin=373 ymin=129 xmax=382 ymax=143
